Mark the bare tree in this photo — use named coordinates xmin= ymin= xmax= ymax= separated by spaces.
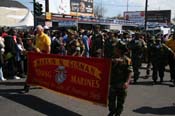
xmin=94 ymin=4 xmax=106 ymax=18
xmin=116 ymin=14 xmax=124 ymax=20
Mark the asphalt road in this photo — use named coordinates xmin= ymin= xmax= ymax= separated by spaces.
xmin=0 ymin=68 xmax=175 ymax=116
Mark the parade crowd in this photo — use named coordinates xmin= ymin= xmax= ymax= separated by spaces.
xmin=0 ymin=25 xmax=175 ymax=116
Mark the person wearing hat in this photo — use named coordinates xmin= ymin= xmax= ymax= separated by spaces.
xmin=145 ymin=35 xmax=155 ymax=78
xmin=165 ymin=31 xmax=175 ymax=86
xmin=23 ymin=35 xmax=36 ymax=92
xmin=24 ymin=35 xmax=35 ymax=52
xmin=108 ymin=41 xmax=133 ymax=116
xmin=22 ymin=35 xmax=36 ymax=75
xmin=150 ymin=36 xmax=170 ymax=84
xmin=128 ymin=32 xmax=147 ymax=84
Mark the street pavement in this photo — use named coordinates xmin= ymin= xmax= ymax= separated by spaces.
xmin=0 ymin=67 xmax=175 ymax=116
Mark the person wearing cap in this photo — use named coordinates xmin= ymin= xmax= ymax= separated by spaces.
xmin=23 ymin=34 xmax=37 ymax=92
xmin=128 ymin=32 xmax=147 ymax=84
xmin=35 ymin=25 xmax=51 ymax=54
xmin=145 ymin=35 xmax=155 ymax=78
xmin=44 ymin=25 xmax=51 ymax=38
xmin=108 ymin=41 xmax=133 ymax=116
xmin=23 ymin=35 xmax=35 ymax=75
xmin=65 ymin=29 xmax=78 ymax=55
xmin=150 ymin=36 xmax=170 ymax=84
xmin=165 ymin=31 xmax=175 ymax=86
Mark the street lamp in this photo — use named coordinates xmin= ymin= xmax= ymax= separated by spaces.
xmin=101 ymin=0 xmax=103 ymax=17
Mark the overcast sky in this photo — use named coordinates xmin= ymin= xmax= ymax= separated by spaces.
xmin=16 ymin=0 xmax=175 ymax=18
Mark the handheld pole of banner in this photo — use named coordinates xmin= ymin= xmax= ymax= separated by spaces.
xmin=24 ymin=84 xmax=30 ymax=93
xmin=76 ymin=8 xmax=79 ymax=31
xmin=45 ymin=0 xmax=49 ymax=12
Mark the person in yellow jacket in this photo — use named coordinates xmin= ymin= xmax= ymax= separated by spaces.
xmin=35 ymin=25 xmax=51 ymax=54
xmin=165 ymin=32 xmax=175 ymax=86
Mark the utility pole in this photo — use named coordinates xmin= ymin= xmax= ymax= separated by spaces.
xmin=45 ymin=0 xmax=49 ymax=12
xmin=144 ymin=0 xmax=148 ymax=30
xmin=33 ymin=0 xmax=36 ymax=27
xmin=76 ymin=0 xmax=79 ymax=31
xmin=126 ymin=0 xmax=129 ymax=12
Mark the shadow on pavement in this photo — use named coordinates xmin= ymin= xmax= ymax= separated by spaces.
xmin=131 ymin=80 xmax=173 ymax=87
xmin=131 ymin=81 xmax=154 ymax=86
xmin=1 ymin=89 xmax=81 ymax=116
xmin=133 ymin=106 xmax=175 ymax=115
xmin=0 ymin=81 xmax=26 ymax=86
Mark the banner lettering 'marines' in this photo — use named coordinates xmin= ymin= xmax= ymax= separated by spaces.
xmin=27 ymin=52 xmax=111 ymax=106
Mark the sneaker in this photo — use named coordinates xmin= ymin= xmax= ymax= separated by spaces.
xmin=14 ymin=76 xmax=20 ymax=79
xmin=0 ymin=77 xmax=6 ymax=81
xmin=24 ymin=85 xmax=30 ymax=93
xmin=153 ymin=80 xmax=158 ymax=85
xmin=115 ymin=114 xmax=120 ymax=116
xmin=108 ymin=112 xmax=115 ymax=116
xmin=172 ymin=82 xmax=175 ymax=87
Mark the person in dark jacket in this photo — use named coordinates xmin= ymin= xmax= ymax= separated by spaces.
xmin=128 ymin=33 xmax=146 ymax=83
xmin=108 ymin=41 xmax=133 ymax=116
xmin=150 ymin=36 xmax=172 ymax=84
xmin=4 ymin=32 xmax=20 ymax=79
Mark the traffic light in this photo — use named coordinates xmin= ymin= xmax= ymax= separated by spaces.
xmin=34 ymin=2 xmax=43 ymax=16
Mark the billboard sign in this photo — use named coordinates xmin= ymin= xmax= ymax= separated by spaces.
xmin=124 ymin=10 xmax=171 ymax=24
xmin=70 ymin=0 xmax=94 ymax=16
xmin=124 ymin=11 xmax=145 ymax=23
xmin=48 ymin=0 xmax=94 ymax=16
xmin=147 ymin=10 xmax=171 ymax=23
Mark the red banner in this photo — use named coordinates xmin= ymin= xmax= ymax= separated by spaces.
xmin=26 ymin=52 xmax=111 ymax=106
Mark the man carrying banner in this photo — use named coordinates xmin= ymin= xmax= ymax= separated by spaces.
xmin=24 ymin=25 xmax=51 ymax=92
xmin=108 ymin=41 xmax=133 ymax=116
